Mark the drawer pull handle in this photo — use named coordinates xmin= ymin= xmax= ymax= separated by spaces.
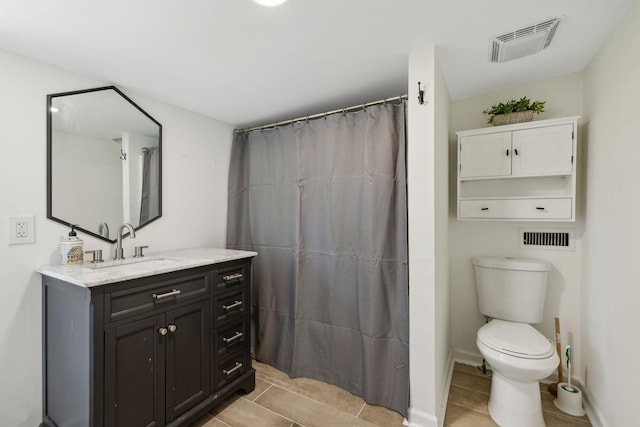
xmin=159 ymin=327 xmax=168 ymax=336
xmin=222 ymin=331 xmax=243 ymax=343
xmin=152 ymin=289 xmax=181 ymax=300
xmin=168 ymin=324 xmax=177 ymax=333
xmin=223 ymin=362 xmax=243 ymax=376
xmin=536 ymin=207 xmax=546 ymax=211
xmin=481 ymin=207 xmax=489 ymax=211
xmin=222 ymin=300 xmax=243 ymax=311
xmin=223 ymin=272 xmax=244 ymax=282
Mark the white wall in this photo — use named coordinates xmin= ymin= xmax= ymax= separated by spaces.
xmin=0 ymin=48 xmax=234 ymax=427
xmin=407 ymin=45 xmax=451 ymax=427
xmin=433 ymin=50 xmax=451 ymax=422
xmin=582 ymin=1 xmax=640 ymax=425
xmin=448 ymin=72 xmax=585 ymax=369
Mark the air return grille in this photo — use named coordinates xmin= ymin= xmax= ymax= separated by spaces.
xmin=519 ymin=228 xmax=574 ymax=250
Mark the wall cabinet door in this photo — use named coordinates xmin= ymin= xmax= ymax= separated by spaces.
xmin=459 ymin=131 xmax=512 ymax=178
xmin=512 ymin=124 xmax=574 ymax=176
xmin=105 ymin=315 xmax=165 ymax=427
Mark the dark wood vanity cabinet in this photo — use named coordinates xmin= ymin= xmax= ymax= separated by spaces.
xmin=41 ymin=258 xmax=255 ymax=427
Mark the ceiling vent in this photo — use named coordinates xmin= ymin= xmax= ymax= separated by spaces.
xmin=489 ymin=17 xmax=562 ymax=63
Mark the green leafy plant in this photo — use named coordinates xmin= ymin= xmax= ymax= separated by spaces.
xmin=482 ymin=96 xmax=546 ymax=124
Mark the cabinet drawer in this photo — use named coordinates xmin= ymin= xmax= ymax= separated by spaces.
xmin=214 ymin=263 xmax=248 ymax=291
xmin=213 ymin=351 xmax=249 ymax=391
xmin=213 ymin=288 xmax=248 ymax=323
xmin=459 ymin=198 xmax=572 ymax=220
xmin=106 ymin=272 xmax=209 ymax=323
xmin=214 ymin=318 xmax=248 ymax=357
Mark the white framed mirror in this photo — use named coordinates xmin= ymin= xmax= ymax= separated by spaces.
xmin=47 ymin=86 xmax=162 ymax=242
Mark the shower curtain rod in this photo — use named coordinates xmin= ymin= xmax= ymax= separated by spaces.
xmin=236 ymin=94 xmax=408 ymax=133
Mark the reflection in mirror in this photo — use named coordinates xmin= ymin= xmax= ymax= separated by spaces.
xmin=47 ymin=86 xmax=162 ymax=243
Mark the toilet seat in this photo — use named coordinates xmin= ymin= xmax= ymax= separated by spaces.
xmin=478 ymin=320 xmax=555 ymax=359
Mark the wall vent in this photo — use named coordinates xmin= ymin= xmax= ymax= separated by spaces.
xmin=519 ymin=228 xmax=574 ymax=251
xmin=489 ymin=17 xmax=562 ymax=63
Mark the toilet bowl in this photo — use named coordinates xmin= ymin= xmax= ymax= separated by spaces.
xmin=472 ymin=256 xmax=558 ymax=427
xmin=477 ymin=320 xmax=559 ymax=427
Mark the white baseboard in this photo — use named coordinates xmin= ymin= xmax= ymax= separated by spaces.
xmin=452 ymin=347 xmax=483 ymax=367
xmin=405 ymin=407 xmax=438 ymax=427
xmin=578 ymin=381 xmax=608 ymax=427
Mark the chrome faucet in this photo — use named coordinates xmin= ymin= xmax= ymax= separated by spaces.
xmin=98 ymin=222 xmax=110 ymax=238
xmin=114 ymin=223 xmax=136 ymax=260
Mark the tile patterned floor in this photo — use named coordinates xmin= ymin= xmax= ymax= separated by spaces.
xmin=190 ymin=361 xmax=592 ymax=427
xmin=444 ymin=363 xmax=592 ymax=427
xmin=190 ymin=361 xmax=405 ymax=427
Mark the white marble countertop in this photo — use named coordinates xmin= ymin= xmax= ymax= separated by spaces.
xmin=37 ymin=247 xmax=257 ymax=288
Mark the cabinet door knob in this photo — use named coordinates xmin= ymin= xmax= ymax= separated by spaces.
xmin=168 ymin=324 xmax=177 ymax=333
xmin=159 ymin=327 xmax=168 ymax=336
xmin=536 ymin=207 xmax=546 ymax=211
xmin=481 ymin=207 xmax=489 ymax=211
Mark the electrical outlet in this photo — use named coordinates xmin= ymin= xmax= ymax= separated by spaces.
xmin=9 ymin=216 xmax=35 ymax=245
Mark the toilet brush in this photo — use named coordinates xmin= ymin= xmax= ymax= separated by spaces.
xmin=554 ymin=345 xmax=586 ymax=416
xmin=548 ymin=317 xmax=563 ymax=396
xmin=564 ymin=346 xmax=576 ymax=391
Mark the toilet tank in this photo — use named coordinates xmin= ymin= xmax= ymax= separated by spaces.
xmin=472 ymin=256 xmax=551 ymax=323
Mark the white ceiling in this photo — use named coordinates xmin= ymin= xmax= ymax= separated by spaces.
xmin=0 ymin=0 xmax=632 ymax=128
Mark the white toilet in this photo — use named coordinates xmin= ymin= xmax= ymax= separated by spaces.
xmin=473 ymin=256 xmax=559 ymax=427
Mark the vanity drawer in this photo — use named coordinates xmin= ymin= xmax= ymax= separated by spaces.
xmin=213 ymin=288 xmax=248 ymax=324
xmin=213 ymin=351 xmax=249 ymax=391
xmin=214 ymin=317 xmax=248 ymax=357
xmin=106 ymin=271 xmax=209 ymax=323
xmin=214 ymin=263 xmax=248 ymax=291
xmin=459 ymin=198 xmax=572 ymax=220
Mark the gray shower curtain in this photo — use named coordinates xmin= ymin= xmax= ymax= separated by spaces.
xmin=227 ymin=102 xmax=409 ymax=416
xmin=139 ymin=148 xmax=159 ymax=225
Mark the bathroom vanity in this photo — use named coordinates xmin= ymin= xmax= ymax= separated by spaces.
xmin=37 ymin=248 xmax=257 ymax=427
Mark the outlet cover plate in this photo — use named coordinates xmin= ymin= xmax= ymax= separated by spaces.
xmin=9 ymin=216 xmax=35 ymax=245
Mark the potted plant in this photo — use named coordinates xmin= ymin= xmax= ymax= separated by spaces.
xmin=483 ymin=96 xmax=545 ymax=125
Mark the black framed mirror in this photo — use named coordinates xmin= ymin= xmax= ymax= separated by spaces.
xmin=47 ymin=86 xmax=162 ymax=243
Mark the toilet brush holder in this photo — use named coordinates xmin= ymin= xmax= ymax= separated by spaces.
xmin=554 ymin=382 xmax=585 ymax=416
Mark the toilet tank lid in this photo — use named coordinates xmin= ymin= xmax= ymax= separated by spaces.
xmin=472 ymin=256 xmax=550 ymax=272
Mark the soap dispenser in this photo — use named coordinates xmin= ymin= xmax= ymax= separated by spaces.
xmin=60 ymin=225 xmax=84 ymax=265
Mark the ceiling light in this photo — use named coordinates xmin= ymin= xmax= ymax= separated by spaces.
xmin=489 ymin=17 xmax=562 ymax=63
xmin=253 ymin=0 xmax=289 ymax=6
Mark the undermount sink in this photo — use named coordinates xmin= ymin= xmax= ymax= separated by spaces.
xmin=87 ymin=257 xmax=182 ymax=270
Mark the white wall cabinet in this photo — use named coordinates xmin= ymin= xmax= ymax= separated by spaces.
xmin=457 ymin=116 xmax=579 ymax=221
